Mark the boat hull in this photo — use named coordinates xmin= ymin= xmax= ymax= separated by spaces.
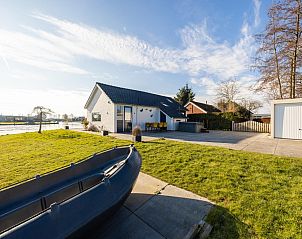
xmin=0 ymin=145 xmax=141 ymax=239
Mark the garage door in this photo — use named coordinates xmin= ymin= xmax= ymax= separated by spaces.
xmin=274 ymin=103 xmax=302 ymax=139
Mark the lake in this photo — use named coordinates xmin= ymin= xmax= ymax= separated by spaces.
xmin=0 ymin=122 xmax=83 ymax=136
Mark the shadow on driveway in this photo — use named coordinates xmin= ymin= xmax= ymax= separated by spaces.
xmin=71 ymin=193 xmax=253 ymax=239
xmin=79 ymin=192 xmax=213 ymax=239
xmin=143 ymin=131 xmax=265 ymax=145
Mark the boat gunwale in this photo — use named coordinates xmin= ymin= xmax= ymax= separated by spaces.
xmin=0 ymin=145 xmax=138 ymax=235
xmin=0 ymin=144 xmax=133 ymax=191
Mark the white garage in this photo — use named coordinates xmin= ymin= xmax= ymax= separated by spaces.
xmin=271 ymin=98 xmax=302 ymax=139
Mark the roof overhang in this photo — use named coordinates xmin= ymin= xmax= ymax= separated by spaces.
xmin=184 ymin=101 xmax=208 ymax=114
xmin=84 ymin=84 xmax=102 ymax=109
xmin=271 ymin=98 xmax=302 ymax=105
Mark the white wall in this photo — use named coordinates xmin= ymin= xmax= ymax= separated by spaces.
xmin=133 ymin=106 xmax=160 ymax=130
xmin=114 ymin=105 xmax=160 ymax=132
xmin=271 ymin=98 xmax=302 ymax=139
xmin=165 ymin=114 xmax=186 ymax=130
xmin=87 ymin=92 xmax=186 ymax=132
xmin=173 ymin=118 xmax=186 ymax=130
xmin=86 ymin=88 xmax=114 ymax=132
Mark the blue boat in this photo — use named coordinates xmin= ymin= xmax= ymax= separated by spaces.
xmin=0 ymin=145 xmax=141 ymax=239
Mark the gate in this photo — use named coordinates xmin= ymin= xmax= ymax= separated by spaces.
xmin=232 ymin=121 xmax=270 ymax=133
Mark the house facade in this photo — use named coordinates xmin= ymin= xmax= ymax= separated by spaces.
xmin=84 ymin=83 xmax=187 ymax=132
xmin=185 ymin=101 xmax=221 ymax=115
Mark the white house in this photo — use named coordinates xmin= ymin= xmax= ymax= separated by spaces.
xmin=84 ymin=83 xmax=187 ymax=132
xmin=271 ymin=98 xmax=302 ymax=139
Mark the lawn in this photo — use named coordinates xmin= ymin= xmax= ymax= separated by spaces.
xmin=0 ymin=130 xmax=301 ymax=238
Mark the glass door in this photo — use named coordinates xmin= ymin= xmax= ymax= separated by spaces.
xmin=124 ymin=106 xmax=132 ymax=132
xmin=160 ymin=111 xmax=166 ymax=122
xmin=116 ymin=105 xmax=123 ymax=132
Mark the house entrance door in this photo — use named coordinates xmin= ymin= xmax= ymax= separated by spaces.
xmin=160 ymin=111 xmax=166 ymax=122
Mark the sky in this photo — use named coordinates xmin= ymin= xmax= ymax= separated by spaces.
xmin=0 ymin=0 xmax=272 ymax=116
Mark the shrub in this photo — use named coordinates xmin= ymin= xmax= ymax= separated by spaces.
xmin=81 ymin=118 xmax=89 ymax=130
xmin=132 ymin=126 xmax=142 ymax=136
xmin=87 ymin=123 xmax=100 ymax=132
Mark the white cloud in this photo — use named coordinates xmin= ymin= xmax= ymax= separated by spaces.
xmin=0 ymin=13 xmax=255 ymax=80
xmin=253 ymin=0 xmax=261 ymax=27
xmin=0 ymin=28 xmax=88 ymax=74
xmin=31 ymin=14 xmax=183 ymax=73
xmin=0 ymin=13 xmax=260 ymax=110
xmin=180 ymin=21 xmax=254 ymax=79
xmin=191 ymin=77 xmax=218 ymax=96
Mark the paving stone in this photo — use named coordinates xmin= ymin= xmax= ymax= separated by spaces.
xmin=124 ymin=173 xmax=168 ymax=212
xmin=97 ymin=212 xmax=165 ymax=239
xmin=135 ymin=185 xmax=213 ymax=239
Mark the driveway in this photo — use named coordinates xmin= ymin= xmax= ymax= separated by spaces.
xmin=81 ymin=173 xmax=213 ymax=239
xmin=111 ymin=131 xmax=302 ymax=158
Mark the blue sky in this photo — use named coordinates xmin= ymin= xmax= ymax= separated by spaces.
xmin=0 ymin=0 xmax=271 ymax=116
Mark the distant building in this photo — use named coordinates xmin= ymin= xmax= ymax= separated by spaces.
xmin=217 ymin=100 xmax=239 ymax=113
xmin=185 ymin=101 xmax=221 ymax=115
xmin=0 ymin=115 xmax=36 ymax=122
xmin=251 ymin=114 xmax=271 ymax=123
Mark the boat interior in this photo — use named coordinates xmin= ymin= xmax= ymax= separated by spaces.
xmin=0 ymin=147 xmax=131 ymax=234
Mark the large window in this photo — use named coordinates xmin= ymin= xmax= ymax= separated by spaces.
xmin=117 ymin=105 xmax=123 ymax=117
xmin=92 ymin=112 xmax=101 ymax=121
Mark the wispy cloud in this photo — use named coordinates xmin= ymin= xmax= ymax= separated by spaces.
xmin=0 ymin=12 xmax=258 ymax=105
xmin=0 ymin=13 xmax=255 ymax=79
xmin=253 ymin=0 xmax=261 ymax=27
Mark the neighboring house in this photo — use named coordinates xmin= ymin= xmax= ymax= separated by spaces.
xmin=217 ymin=100 xmax=253 ymax=119
xmin=84 ymin=83 xmax=187 ymax=132
xmin=185 ymin=101 xmax=221 ymax=115
xmin=217 ymin=100 xmax=238 ymax=113
xmin=251 ymin=114 xmax=271 ymax=123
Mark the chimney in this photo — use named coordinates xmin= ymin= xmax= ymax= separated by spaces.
xmin=206 ymin=100 xmax=208 ymax=105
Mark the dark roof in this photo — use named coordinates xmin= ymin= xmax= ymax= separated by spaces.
xmin=190 ymin=101 xmax=221 ymax=113
xmin=96 ymin=83 xmax=187 ymax=118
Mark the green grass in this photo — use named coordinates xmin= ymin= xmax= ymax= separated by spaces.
xmin=0 ymin=130 xmax=129 ymax=188
xmin=1 ymin=130 xmax=302 ymax=238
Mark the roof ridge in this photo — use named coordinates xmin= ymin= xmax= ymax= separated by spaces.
xmin=97 ymin=82 xmax=174 ymax=100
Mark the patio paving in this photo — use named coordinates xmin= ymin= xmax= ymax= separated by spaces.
xmin=84 ymin=173 xmax=213 ymax=239
xmin=110 ymin=130 xmax=302 ymax=158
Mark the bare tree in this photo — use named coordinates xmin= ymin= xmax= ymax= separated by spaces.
xmin=216 ymin=78 xmax=240 ymax=102
xmin=216 ymin=78 xmax=262 ymax=114
xmin=33 ymin=106 xmax=53 ymax=133
xmin=239 ymin=98 xmax=263 ymax=113
xmin=254 ymin=0 xmax=302 ymax=99
xmin=63 ymin=114 xmax=69 ymax=124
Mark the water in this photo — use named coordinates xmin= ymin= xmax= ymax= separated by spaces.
xmin=0 ymin=122 xmax=83 ymax=135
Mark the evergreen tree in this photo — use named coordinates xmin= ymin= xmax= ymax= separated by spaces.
xmin=174 ymin=84 xmax=195 ymax=106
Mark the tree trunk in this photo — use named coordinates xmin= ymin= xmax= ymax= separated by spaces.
xmin=292 ymin=0 xmax=301 ymax=98
xmin=272 ymin=21 xmax=283 ymax=99
xmin=38 ymin=111 xmax=42 ymax=133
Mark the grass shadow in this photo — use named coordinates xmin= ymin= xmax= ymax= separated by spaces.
xmin=141 ymin=140 xmax=166 ymax=144
xmin=204 ymin=206 xmax=255 ymax=239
